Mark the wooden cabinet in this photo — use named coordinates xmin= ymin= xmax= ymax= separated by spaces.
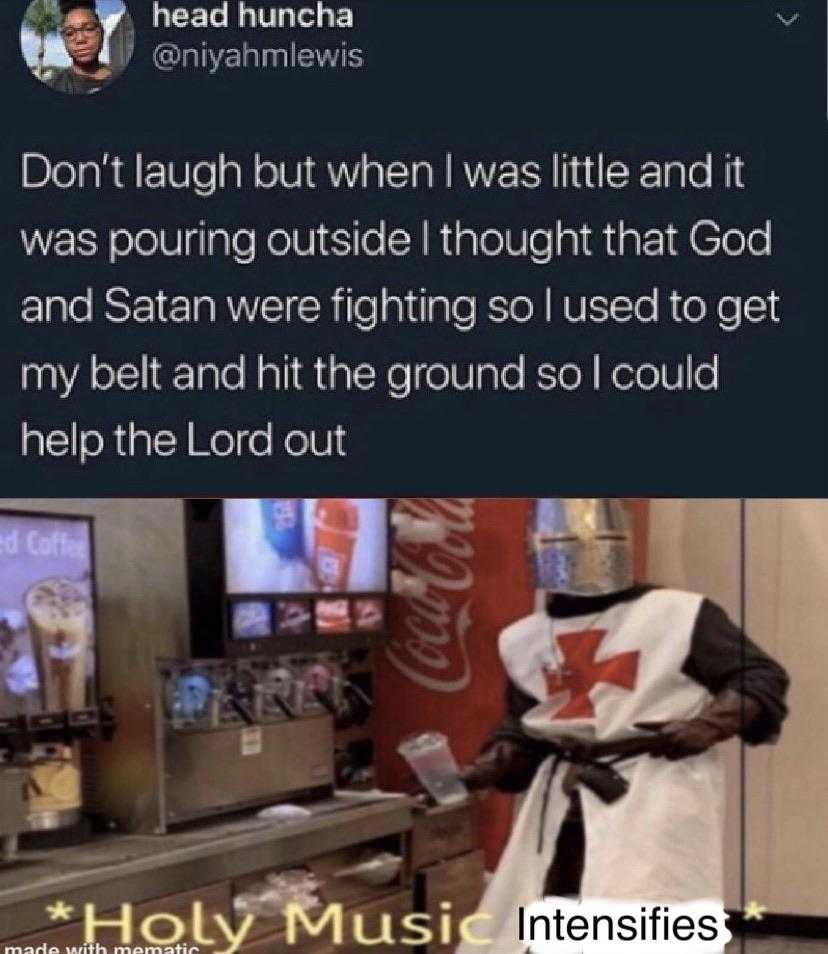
xmin=336 ymin=890 xmax=413 ymax=954
xmin=417 ymin=850 xmax=486 ymax=951
xmin=239 ymin=931 xmax=338 ymax=954
xmin=8 ymin=882 xmax=233 ymax=951
xmin=233 ymin=832 xmax=408 ymax=942
xmin=410 ymin=799 xmax=480 ymax=870
xmin=410 ymin=800 xmax=486 ymax=953
xmin=6 ymin=800 xmax=484 ymax=954
xmin=107 ymin=881 xmax=232 ymax=945
xmin=238 ymin=890 xmax=413 ymax=954
xmin=6 ymin=920 xmax=87 ymax=949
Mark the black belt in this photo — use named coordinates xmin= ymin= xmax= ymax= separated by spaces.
xmin=536 ymin=738 xmax=658 ymax=855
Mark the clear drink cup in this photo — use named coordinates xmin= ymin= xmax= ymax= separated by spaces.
xmin=397 ymin=731 xmax=468 ymax=805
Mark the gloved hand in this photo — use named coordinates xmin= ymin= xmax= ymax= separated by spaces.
xmin=649 ymin=719 xmax=723 ymax=760
xmin=461 ymin=739 xmax=547 ymax=793
xmin=650 ymin=690 xmax=761 ymax=761
xmin=460 ymin=741 xmax=513 ymax=791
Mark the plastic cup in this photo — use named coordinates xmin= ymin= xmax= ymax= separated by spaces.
xmin=397 ymin=732 xmax=468 ymax=805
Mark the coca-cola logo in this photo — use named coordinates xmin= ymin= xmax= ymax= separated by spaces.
xmin=385 ymin=499 xmax=476 ymax=693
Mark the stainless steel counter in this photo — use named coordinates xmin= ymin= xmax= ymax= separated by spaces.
xmin=0 ymin=793 xmax=414 ymax=940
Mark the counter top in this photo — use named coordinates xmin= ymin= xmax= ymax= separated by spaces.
xmin=0 ymin=793 xmax=414 ymax=940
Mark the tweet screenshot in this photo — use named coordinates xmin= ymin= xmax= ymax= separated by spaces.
xmin=0 ymin=2 xmax=825 ymax=953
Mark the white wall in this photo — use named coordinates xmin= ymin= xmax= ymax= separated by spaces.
xmin=744 ymin=501 xmax=828 ymax=916
xmin=648 ymin=499 xmax=827 ymax=917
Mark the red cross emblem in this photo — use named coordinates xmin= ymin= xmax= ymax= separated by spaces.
xmin=544 ymin=629 xmax=639 ymax=719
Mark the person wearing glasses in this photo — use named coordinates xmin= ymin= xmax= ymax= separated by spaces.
xmin=47 ymin=0 xmax=118 ymax=95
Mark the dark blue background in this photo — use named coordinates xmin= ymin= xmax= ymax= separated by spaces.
xmin=2 ymin=0 xmax=826 ymax=495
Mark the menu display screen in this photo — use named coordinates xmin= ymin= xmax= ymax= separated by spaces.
xmin=223 ymin=499 xmax=388 ymax=595
xmin=0 ymin=512 xmax=96 ymax=718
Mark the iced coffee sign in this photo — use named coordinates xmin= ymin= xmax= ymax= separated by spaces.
xmin=0 ymin=511 xmax=96 ymax=717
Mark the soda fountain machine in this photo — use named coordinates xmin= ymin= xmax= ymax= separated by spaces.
xmin=89 ymin=500 xmax=388 ymax=833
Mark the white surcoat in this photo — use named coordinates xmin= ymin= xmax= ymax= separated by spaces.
xmin=458 ymin=589 xmax=725 ymax=954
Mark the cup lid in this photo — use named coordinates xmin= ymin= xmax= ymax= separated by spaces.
xmin=397 ymin=731 xmax=448 ymax=755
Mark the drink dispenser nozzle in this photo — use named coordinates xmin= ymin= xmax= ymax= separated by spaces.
xmin=331 ymin=676 xmax=344 ymax=710
xmin=273 ymin=693 xmax=295 ymax=719
xmin=253 ymin=683 xmax=265 ymax=722
xmin=303 ymin=662 xmax=338 ymax=715
xmin=223 ymin=669 xmax=257 ymax=725
xmin=229 ymin=696 xmax=254 ymax=725
xmin=291 ymin=679 xmax=306 ymax=716
xmin=270 ymin=667 xmax=296 ymax=719
xmin=338 ymin=679 xmax=373 ymax=729
xmin=209 ymin=688 xmax=223 ymax=729
xmin=313 ymin=689 xmax=337 ymax=716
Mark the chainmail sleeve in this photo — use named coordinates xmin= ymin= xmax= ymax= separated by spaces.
xmin=682 ymin=598 xmax=789 ymax=744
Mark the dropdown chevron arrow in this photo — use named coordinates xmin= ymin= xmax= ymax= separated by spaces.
xmin=776 ymin=12 xmax=800 ymax=26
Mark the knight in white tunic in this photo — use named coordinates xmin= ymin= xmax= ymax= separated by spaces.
xmin=457 ymin=500 xmax=788 ymax=954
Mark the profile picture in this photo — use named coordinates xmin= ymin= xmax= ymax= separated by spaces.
xmin=21 ymin=0 xmax=134 ymax=95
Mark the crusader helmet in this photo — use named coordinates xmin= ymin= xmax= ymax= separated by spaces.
xmin=531 ymin=498 xmax=634 ymax=596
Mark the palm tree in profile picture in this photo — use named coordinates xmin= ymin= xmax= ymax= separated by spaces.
xmin=25 ymin=0 xmax=61 ymax=79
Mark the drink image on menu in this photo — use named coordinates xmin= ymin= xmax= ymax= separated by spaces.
xmin=231 ymin=601 xmax=273 ymax=640
xmin=313 ymin=500 xmax=359 ymax=591
xmin=316 ymin=598 xmax=352 ymax=634
xmin=277 ymin=599 xmax=313 ymax=636
xmin=353 ymin=597 xmax=384 ymax=633
xmin=26 ymin=578 xmax=92 ymax=713
xmin=260 ymin=499 xmax=304 ymax=561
